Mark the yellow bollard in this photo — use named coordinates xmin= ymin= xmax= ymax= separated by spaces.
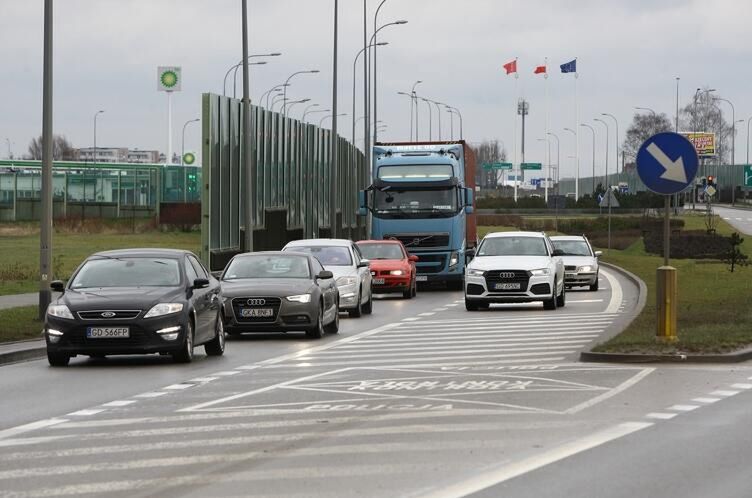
xmin=656 ymin=266 xmax=678 ymax=343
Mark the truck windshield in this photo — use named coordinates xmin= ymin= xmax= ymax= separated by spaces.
xmin=374 ymin=188 xmax=458 ymax=219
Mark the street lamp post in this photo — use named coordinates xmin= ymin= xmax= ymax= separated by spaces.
xmin=580 ymin=123 xmax=596 ymax=194
xmin=282 ymin=70 xmax=320 ymax=117
xmin=421 ymin=98 xmax=433 ymax=140
xmin=447 ymin=108 xmax=454 ymax=140
xmin=261 ymin=83 xmax=289 ymax=109
xmin=411 ymin=80 xmax=422 ymax=139
xmin=353 ymin=42 xmax=388 ymax=149
xmin=271 ymin=95 xmax=288 ymax=112
xmin=714 ymin=97 xmax=736 ymax=203
xmin=181 ymin=118 xmax=199 ymax=166
xmin=397 ymin=92 xmax=414 ymax=140
xmin=300 ymin=103 xmax=319 ymax=119
xmin=446 ymin=106 xmax=463 ymax=140
xmin=93 ymin=110 xmax=105 ymax=167
xmin=602 ymin=113 xmax=619 ymax=177
xmin=547 ymin=132 xmax=560 ymax=231
xmin=232 ymin=61 xmax=268 ymax=99
xmin=320 ymin=113 xmax=347 ymax=128
xmin=223 ymin=52 xmax=281 ymax=96
xmin=635 ymin=106 xmax=657 ymax=116
xmin=369 ymin=19 xmax=407 ymax=149
xmin=563 ymin=127 xmax=577 ymax=195
xmin=422 ymin=99 xmax=443 ymax=140
xmin=594 ymin=118 xmax=610 ymax=189
xmin=303 ymin=108 xmax=330 ymax=123
xmin=283 ymin=98 xmax=310 ymax=116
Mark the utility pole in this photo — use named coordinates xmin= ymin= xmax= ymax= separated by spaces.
xmin=330 ymin=0 xmax=339 ymax=238
xmin=241 ymin=0 xmax=253 ymax=252
xmin=518 ymin=99 xmax=529 ymax=182
xmin=39 ymin=0 xmax=53 ymax=319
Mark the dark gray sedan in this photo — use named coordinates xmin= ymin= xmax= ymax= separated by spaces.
xmin=220 ymin=252 xmax=339 ymax=339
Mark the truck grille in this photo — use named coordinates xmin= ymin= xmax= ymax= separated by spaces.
xmin=415 ymin=254 xmax=446 ymax=274
xmin=484 ymin=270 xmax=530 ymax=293
xmin=385 ymin=233 xmax=450 ymax=248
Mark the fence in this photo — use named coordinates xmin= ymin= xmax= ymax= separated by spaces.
xmin=201 ymin=93 xmax=368 ymax=270
xmin=0 ymin=160 xmax=201 ymax=221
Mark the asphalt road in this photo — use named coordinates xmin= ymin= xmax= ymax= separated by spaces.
xmin=1 ymin=269 xmax=751 ymax=497
xmin=713 ymin=205 xmax=752 ymax=235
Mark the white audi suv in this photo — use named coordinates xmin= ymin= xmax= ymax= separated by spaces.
xmin=464 ymin=231 xmax=565 ymax=311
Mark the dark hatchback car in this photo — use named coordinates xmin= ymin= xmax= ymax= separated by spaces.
xmin=45 ymin=249 xmax=225 ymax=366
xmin=220 ymin=251 xmax=339 ymax=338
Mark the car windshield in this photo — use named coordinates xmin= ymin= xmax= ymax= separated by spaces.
xmin=552 ymin=240 xmax=592 ymax=256
xmin=357 ymin=243 xmax=405 ymax=260
xmin=477 ymin=237 xmax=549 ymax=257
xmin=70 ymin=257 xmax=181 ymax=288
xmin=288 ymin=246 xmax=353 ymax=266
xmin=224 ymin=255 xmax=310 ymax=279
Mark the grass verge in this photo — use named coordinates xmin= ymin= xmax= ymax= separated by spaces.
xmin=0 ymin=306 xmax=43 ymax=343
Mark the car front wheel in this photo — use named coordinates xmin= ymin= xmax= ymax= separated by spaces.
xmin=172 ymin=321 xmax=195 ymax=363
xmin=307 ymin=305 xmax=325 ymax=339
xmin=204 ymin=314 xmax=225 ymax=356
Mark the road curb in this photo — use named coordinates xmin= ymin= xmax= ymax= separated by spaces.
xmin=581 ymin=347 xmax=752 ymax=364
xmin=0 ymin=343 xmax=46 ymax=365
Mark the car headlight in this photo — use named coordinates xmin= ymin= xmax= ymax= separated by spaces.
xmin=389 ymin=270 xmax=405 ymax=276
xmin=466 ymin=268 xmax=484 ymax=277
xmin=530 ymin=268 xmax=550 ymax=276
xmin=336 ymin=276 xmax=358 ymax=287
xmin=144 ymin=303 xmax=184 ymax=318
xmin=578 ymin=265 xmax=594 ymax=272
xmin=286 ymin=294 xmax=312 ymax=303
xmin=47 ymin=304 xmax=74 ymax=320
xmin=449 ymin=251 xmax=460 ymax=268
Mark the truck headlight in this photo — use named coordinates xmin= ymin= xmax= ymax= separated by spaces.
xmin=466 ymin=268 xmax=484 ymax=277
xmin=336 ymin=276 xmax=358 ymax=287
xmin=286 ymin=294 xmax=312 ymax=303
xmin=578 ymin=265 xmax=593 ymax=272
xmin=47 ymin=305 xmax=74 ymax=320
xmin=530 ymin=268 xmax=550 ymax=276
xmin=449 ymin=252 xmax=460 ymax=268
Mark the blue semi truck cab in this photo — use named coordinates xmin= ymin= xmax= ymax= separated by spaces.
xmin=359 ymin=142 xmax=477 ymax=289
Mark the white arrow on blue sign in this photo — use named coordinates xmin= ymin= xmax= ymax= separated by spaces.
xmin=636 ymin=132 xmax=699 ymax=195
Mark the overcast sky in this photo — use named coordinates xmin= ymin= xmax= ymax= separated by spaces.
xmin=2 ymin=0 xmax=751 ymax=178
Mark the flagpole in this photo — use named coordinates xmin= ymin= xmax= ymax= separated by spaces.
xmin=513 ymin=57 xmax=518 ymax=203
xmin=574 ymin=59 xmax=579 ymax=200
xmin=544 ymin=57 xmax=549 ymax=204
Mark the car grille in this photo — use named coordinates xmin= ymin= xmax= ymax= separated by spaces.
xmin=231 ymin=297 xmax=282 ymax=323
xmin=565 ymin=265 xmax=577 ymax=271
xmin=484 ymin=270 xmax=530 ymax=293
xmin=415 ymin=254 xmax=446 ymax=274
xmin=385 ymin=233 xmax=450 ymax=248
xmin=77 ymin=310 xmax=141 ymax=320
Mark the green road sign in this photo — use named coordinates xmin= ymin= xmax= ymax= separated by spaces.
xmin=745 ymin=165 xmax=752 ymax=188
xmin=482 ymin=162 xmax=513 ymax=170
xmin=521 ymin=162 xmax=542 ymax=170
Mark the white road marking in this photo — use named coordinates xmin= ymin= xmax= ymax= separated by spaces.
xmin=446 ymin=304 xmax=459 ymax=307
xmin=564 ymin=368 xmax=655 ymax=414
xmin=133 ymin=392 xmax=168 ymax=398
xmin=730 ymin=383 xmax=752 ymax=389
xmin=189 ymin=377 xmax=219 ymax=383
xmin=163 ymin=383 xmax=194 ymax=390
xmin=0 ymin=419 xmax=68 ymax=442
xmin=710 ymin=390 xmax=740 ymax=397
xmin=601 ymin=269 xmax=623 ymax=314
xmin=66 ymin=409 xmax=106 ymax=417
xmin=336 ymin=334 xmax=601 ymax=349
xmin=235 ymin=365 xmax=260 ymax=370
xmin=280 ymin=351 xmax=578 ymax=368
xmin=419 ymin=422 xmax=653 ymax=498
xmin=418 ymin=312 xmax=436 ymax=317
xmin=212 ymin=371 xmax=241 ymax=376
xmin=100 ymin=400 xmax=137 ymax=408
xmin=692 ymin=397 xmax=721 ymax=404
xmin=668 ymin=404 xmax=700 ymax=412
xmin=646 ymin=412 xmax=677 ymax=420
xmin=401 ymin=317 xmax=420 ymax=322
xmin=314 ymin=340 xmax=595 ymax=356
xmin=567 ymin=299 xmax=604 ymax=303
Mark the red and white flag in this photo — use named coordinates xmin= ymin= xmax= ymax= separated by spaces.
xmin=503 ymin=60 xmax=517 ymax=75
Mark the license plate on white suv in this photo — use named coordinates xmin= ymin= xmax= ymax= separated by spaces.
xmin=494 ymin=283 xmax=521 ymax=290
xmin=86 ymin=327 xmax=130 ymax=338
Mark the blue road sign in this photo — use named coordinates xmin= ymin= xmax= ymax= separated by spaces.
xmin=636 ymin=132 xmax=699 ymax=195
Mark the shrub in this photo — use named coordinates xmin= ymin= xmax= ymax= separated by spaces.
xmin=643 ymin=230 xmax=731 ymax=259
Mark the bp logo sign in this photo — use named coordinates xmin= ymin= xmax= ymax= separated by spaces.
xmin=157 ymin=66 xmax=182 ymax=92
xmin=183 ymin=152 xmax=196 ymax=165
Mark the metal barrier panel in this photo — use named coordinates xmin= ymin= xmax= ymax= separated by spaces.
xmin=201 ymin=93 xmax=367 ymax=269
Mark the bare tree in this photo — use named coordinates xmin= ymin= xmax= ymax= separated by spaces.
xmin=679 ymin=87 xmax=733 ymax=164
xmin=472 ymin=140 xmax=507 ymax=189
xmin=623 ymin=113 xmax=672 ymax=161
xmin=27 ymin=135 xmax=77 ymax=160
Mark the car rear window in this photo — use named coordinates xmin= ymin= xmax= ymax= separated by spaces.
xmin=70 ymin=257 xmax=181 ymax=288
xmin=356 ymin=243 xmax=405 ymax=260
xmin=286 ymin=246 xmax=353 ymax=266
xmin=477 ymin=237 xmax=549 ymax=257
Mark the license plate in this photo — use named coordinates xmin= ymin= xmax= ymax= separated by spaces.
xmin=494 ymin=283 xmax=521 ymax=290
xmin=566 ymin=273 xmax=577 ymax=278
xmin=87 ymin=327 xmax=129 ymax=338
xmin=373 ymin=278 xmax=385 ymax=285
xmin=416 ymin=275 xmax=428 ymax=282
xmin=240 ymin=308 xmax=274 ymax=318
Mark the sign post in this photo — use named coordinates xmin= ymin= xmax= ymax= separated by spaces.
xmin=158 ymin=66 xmax=182 ymax=164
xmin=636 ymin=132 xmax=699 ymax=343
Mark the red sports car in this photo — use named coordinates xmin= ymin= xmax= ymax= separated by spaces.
xmin=356 ymin=240 xmax=418 ymax=299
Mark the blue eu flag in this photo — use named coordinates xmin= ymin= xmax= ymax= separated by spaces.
xmin=560 ymin=59 xmax=577 ymax=73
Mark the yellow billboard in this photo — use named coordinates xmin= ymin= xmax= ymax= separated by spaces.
xmin=681 ymin=132 xmax=716 ymax=157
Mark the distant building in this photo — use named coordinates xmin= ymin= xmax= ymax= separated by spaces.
xmin=127 ymin=149 xmax=161 ymax=164
xmin=77 ymin=147 xmax=129 ymax=163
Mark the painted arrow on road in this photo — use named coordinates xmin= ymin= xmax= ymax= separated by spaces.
xmin=646 ymin=142 xmax=687 ymax=184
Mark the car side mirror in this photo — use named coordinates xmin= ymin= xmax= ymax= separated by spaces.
xmin=594 ymin=251 xmax=603 ymax=258
xmin=318 ymin=270 xmax=334 ymax=280
xmin=193 ymin=278 xmax=210 ymax=289
xmin=50 ymin=280 xmax=65 ymax=292
xmin=465 ymin=249 xmax=475 ymax=264
xmin=408 ymin=254 xmax=419 ymax=262
xmin=552 ymin=249 xmax=565 ymax=257
xmin=358 ymin=259 xmax=370 ymax=268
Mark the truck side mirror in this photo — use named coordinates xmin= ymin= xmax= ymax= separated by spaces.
xmin=464 ymin=188 xmax=474 ymax=214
